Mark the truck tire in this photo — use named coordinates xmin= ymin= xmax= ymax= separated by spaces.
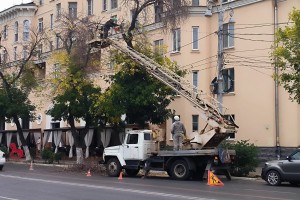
xmin=107 ymin=158 xmax=121 ymax=177
xmin=170 ymin=160 xmax=191 ymax=180
xmin=125 ymin=169 xmax=140 ymax=177
xmin=0 ymin=165 xmax=3 ymax=171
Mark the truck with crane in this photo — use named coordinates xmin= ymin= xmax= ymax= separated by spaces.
xmin=88 ymin=35 xmax=238 ymax=180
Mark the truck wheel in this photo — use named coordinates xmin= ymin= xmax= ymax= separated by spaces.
xmin=0 ymin=165 xmax=3 ymax=171
xmin=125 ymin=169 xmax=140 ymax=177
xmin=170 ymin=160 xmax=191 ymax=180
xmin=107 ymin=158 xmax=121 ymax=177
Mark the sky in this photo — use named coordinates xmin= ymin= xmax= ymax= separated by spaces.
xmin=0 ymin=0 xmax=32 ymax=12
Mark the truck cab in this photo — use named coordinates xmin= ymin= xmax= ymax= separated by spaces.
xmin=103 ymin=130 xmax=155 ymax=177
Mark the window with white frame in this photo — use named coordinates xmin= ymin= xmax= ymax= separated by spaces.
xmin=154 ymin=39 xmax=164 ymax=55
xmin=192 ymin=26 xmax=199 ymax=50
xmin=69 ymin=2 xmax=78 ymax=18
xmin=223 ymin=23 xmax=234 ymax=48
xmin=3 ymin=50 xmax=7 ymax=63
xmin=192 ymin=0 xmax=199 ymax=6
xmin=39 ymin=0 xmax=44 ymax=5
xmin=154 ymin=1 xmax=163 ymax=23
xmin=37 ymin=44 xmax=43 ymax=58
xmin=222 ymin=68 xmax=234 ymax=93
xmin=192 ymin=70 xmax=198 ymax=92
xmin=102 ymin=0 xmax=107 ymax=11
xmin=172 ymin=28 xmax=181 ymax=52
xmin=38 ymin=18 xmax=43 ymax=32
xmin=50 ymin=14 xmax=53 ymax=30
xmin=14 ymin=47 xmax=17 ymax=61
xmin=192 ymin=115 xmax=199 ymax=132
xmin=14 ymin=21 xmax=18 ymax=42
xmin=87 ymin=0 xmax=93 ymax=15
xmin=224 ymin=114 xmax=235 ymax=139
xmin=111 ymin=0 xmax=118 ymax=9
xmin=23 ymin=20 xmax=30 ymax=41
xmin=3 ymin=25 xmax=8 ymax=39
xmin=56 ymin=3 xmax=61 ymax=19
xmin=23 ymin=49 xmax=28 ymax=59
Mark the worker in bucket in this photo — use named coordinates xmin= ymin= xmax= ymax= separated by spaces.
xmin=101 ymin=17 xmax=119 ymax=39
xmin=171 ymin=115 xmax=186 ymax=151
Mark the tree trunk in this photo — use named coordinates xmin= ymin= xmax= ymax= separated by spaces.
xmin=13 ymin=115 xmax=32 ymax=161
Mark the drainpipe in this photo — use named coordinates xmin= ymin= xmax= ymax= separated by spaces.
xmin=274 ymin=0 xmax=280 ymax=160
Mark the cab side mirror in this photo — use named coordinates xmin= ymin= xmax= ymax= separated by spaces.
xmin=287 ymin=155 xmax=292 ymax=161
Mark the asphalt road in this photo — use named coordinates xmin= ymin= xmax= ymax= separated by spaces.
xmin=0 ymin=162 xmax=299 ymax=200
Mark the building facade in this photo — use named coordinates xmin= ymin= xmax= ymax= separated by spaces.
xmin=0 ymin=0 xmax=299 ymax=159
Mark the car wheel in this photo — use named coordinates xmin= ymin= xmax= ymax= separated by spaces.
xmin=170 ymin=160 xmax=191 ymax=180
xmin=0 ymin=165 xmax=3 ymax=171
xmin=266 ymin=170 xmax=281 ymax=186
xmin=106 ymin=158 xmax=121 ymax=177
xmin=125 ymin=169 xmax=140 ymax=177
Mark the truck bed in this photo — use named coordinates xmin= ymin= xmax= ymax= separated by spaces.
xmin=150 ymin=149 xmax=235 ymax=157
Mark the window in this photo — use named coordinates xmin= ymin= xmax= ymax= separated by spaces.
xmin=224 ymin=115 xmax=235 ymax=139
xmin=127 ymin=134 xmax=138 ymax=144
xmin=87 ymin=0 xmax=93 ymax=15
xmin=173 ymin=0 xmax=181 ymax=7
xmin=154 ymin=39 xmax=164 ymax=55
xmin=3 ymin=50 xmax=7 ymax=63
xmin=111 ymin=0 xmax=118 ymax=9
xmin=56 ymin=35 xmax=60 ymax=49
xmin=192 ymin=71 xmax=198 ymax=92
xmin=291 ymin=152 xmax=300 ymax=160
xmin=38 ymin=18 xmax=43 ymax=32
xmin=49 ymin=41 xmax=53 ymax=51
xmin=39 ymin=0 xmax=44 ymax=5
xmin=50 ymin=14 xmax=53 ymax=30
xmin=192 ymin=26 xmax=199 ymax=50
xmin=223 ymin=23 xmax=234 ymax=48
xmin=14 ymin=47 xmax=17 ymax=61
xmin=23 ymin=49 xmax=28 ymax=59
xmin=102 ymin=0 xmax=107 ymax=11
xmin=14 ymin=21 xmax=18 ymax=42
xmin=69 ymin=2 xmax=78 ymax=18
xmin=222 ymin=68 xmax=234 ymax=93
xmin=53 ymin=63 xmax=60 ymax=78
xmin=56 ymin=3 xmax=61 ymax=19
xmin=144 ymin=133 xmax=151 ymax=140
xmin=23 ymin=20 xmax=30 ymax=41
xmin=154 ymin=2 xmax=163 ymax=23
xmin=192 ymin=0 xmax=199 ymax=6
xmin=172 ymin=28 xmax=181 ymax=52
xmin=192 ymin=115 xmax=199 ymax=132
xmin=3 ymin=25 xmax=8 ymax=39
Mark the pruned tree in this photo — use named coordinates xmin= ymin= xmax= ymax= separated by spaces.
xmin=0 ymin=27 xmax=45 ymax=161
xmin=273 ymin=8 xmax=300 ymax=103
xmin=46 ymin=14 xmax=103 ymax=164
xmin=121 ymin=0 xmax=189 ymax=48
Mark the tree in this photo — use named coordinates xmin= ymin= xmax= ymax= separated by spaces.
xmin=100 ymin=39 xmax=185 ymax=127
xmin=0 ymin=28 xmax=44 ymax=161
xmin=121 ymin=0 xmax=189 ymax=48
xmin=46 ymin=14 xmax=102 ymax=164
xmin=273 ymin=8 xmax=300 ymax=103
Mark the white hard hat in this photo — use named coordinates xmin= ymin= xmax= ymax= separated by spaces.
xmin=174 ymin=116 xmax=180 ymax=121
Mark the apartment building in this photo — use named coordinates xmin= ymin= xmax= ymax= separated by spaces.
xmin=0 ymin=0 xmax=299 ymax=159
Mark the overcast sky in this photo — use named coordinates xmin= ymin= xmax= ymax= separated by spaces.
xmin=0 ymin=0 xmax=32 ymax=12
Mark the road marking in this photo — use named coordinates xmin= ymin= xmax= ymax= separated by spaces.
xmin=0 ymin=196 xmax=19 ymax=200
xmin=0 ymin=175 xmax=215 ymax=200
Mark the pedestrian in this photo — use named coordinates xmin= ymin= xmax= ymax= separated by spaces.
xmin=171 ymin=116 xmax=186 ymax=151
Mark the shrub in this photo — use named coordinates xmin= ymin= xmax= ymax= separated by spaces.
xmin=41 ymin=149 xmax=53 ymax=163
xmin=221 ymin=140 xmax=259 ymax=177
xmin=0 ymin=145 xmax=9 ymax=159
xmin=53 ymin=152 xmax=62 ymax=164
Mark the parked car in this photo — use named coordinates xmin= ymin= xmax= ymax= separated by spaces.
xmin=261 ymin=149 xmax=300 ymax=186
xmin=0 ymin=150 xmax=5 ymax=171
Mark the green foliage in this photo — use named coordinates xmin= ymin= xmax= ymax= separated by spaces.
xmin=41 ymin=149 xmax=62 ymax=164
xmin=221 ymin=140 xmax=259 ymax=177
xmin=100 ymin=42 xmax=186 ymax=127
xmin=0 ymin=145 xmax=9 ymax=159
xmin=273 ymin=8 xmax=300 ymax=103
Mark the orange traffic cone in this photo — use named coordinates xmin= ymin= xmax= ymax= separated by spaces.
xmin=118 ymin=171 xmax=123 ymax=180
xmin=86 ymin=169 xmax=92 ymax=177
xmin=207 ymin=170 xmax=224 ymax=186
xmin=29 ymin=161 xmax=34 ymax=171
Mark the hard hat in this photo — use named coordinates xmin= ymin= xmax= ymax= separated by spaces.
xmin=174 ymin=116 xmax=180 ymax=121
